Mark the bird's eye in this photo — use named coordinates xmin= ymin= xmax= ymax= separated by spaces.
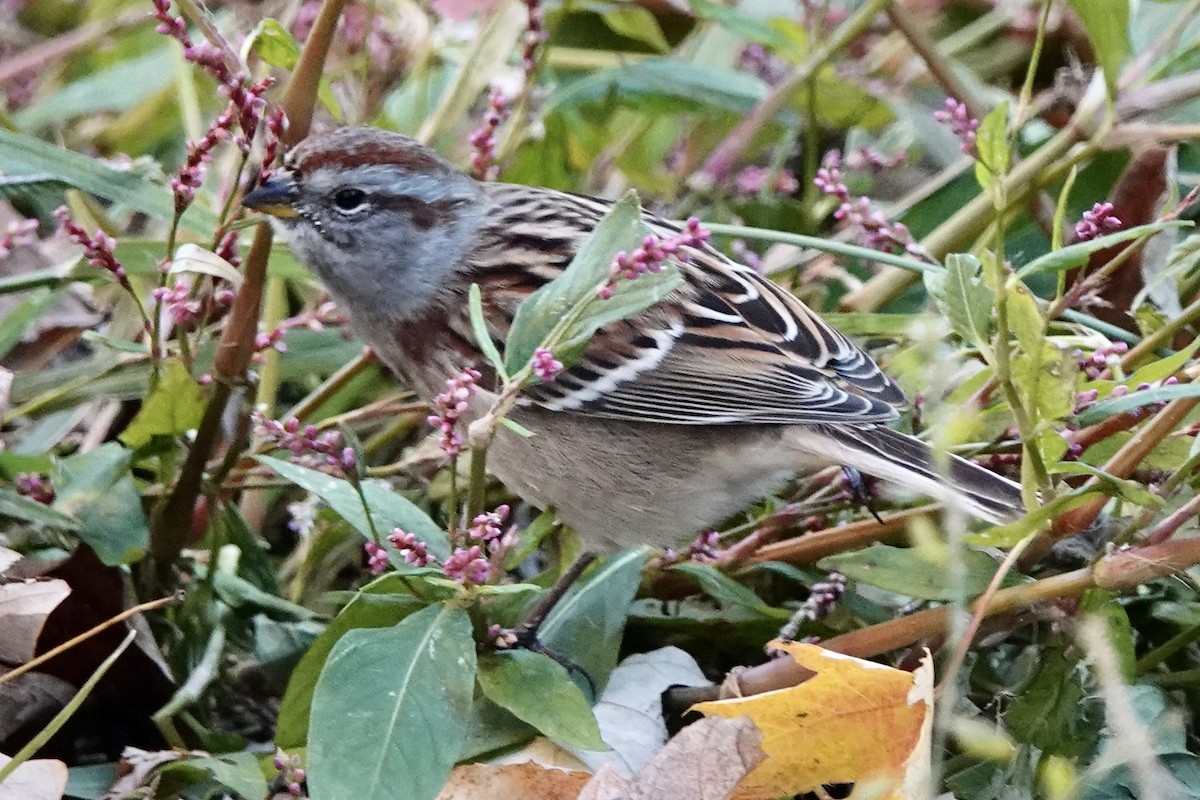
xmin=332 ymin=187 xmax=368 ymax=212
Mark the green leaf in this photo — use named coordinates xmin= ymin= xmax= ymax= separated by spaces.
xmin=119 ymin=359 xmax=205 ymax=448
xmin=1007 ymin=280 xmax=1045 ymax=360
xmin=1067 ymin=0 xmax=1130 ymax=96
xmin=1011 ymin=343 xmax=1074 ymax=424
xmin=819 ymin=312 xmax=915 ymax=337
xmin=15 ymin=49 xmax=175 ymax=129
xmin=477 ymin=650 xmax=606 ymax=750
xmin=160 ymin=753 xmax=268 ymax=800
xmin=1075 ymin=384 xmax=1200 ymax=426
xmin=256 ymin=455 xmax=449 ymax=559
xmin=538 ymin=548 xmax=649 ymax=694
xmin=0 ymin=487 xmax=80 ymax=531
xmin=276 ymin=575 xmax=426 ymax=749
xmin=0 ymin=129 xmax=214 ymax=233
xmin=925 ymin=254 xmax=994 ymax=349
xmin=670 ymin=562 xmax=790 ymax=620
xmin=601 ymin=7 xmax=671 ymax=52
xmin=548 ymin=60 xmax=769 ymax=116
xmin=1080 ymin=589 xmax=1137 ymax=680
xmin=308 ymin=604 xmax=476 ymax=800
xmin=1017 ymin=221 xmax=1192 ymax=278
xmin=245 ymin=18 xmax=301 ymax=68
xmin=1049 ymin=462 xmax=1163 ymax=506
xmin=0 ymin=288 xmax=64 ymax=360
xmin=973 ymin=102 xmax=1010 ymax=190
xmin=819 ymin=544 xmax=1024 ymax=601
xmin=1005 ymin=645 xmax=1101 ymax=757
xmin=51 ymin=443 xmax=149 ymax=565
xmin=469 ymin=283 xmax=508 ymax=382
xmin=688 ymin=0 xmax=793 ymax=48
xmin=505 ymin=191 xmax=681 ymax=374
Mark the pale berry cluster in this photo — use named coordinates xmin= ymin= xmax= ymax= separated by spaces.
xmin=14 ymin=472 xmax=54 ymax=504
xmin=271 ymin=752 xmax=306 ymax=798
xmin=733 ymin=166 xmax=799 ymax=197
xmin=428 ymin=368 xmax=482 ymax=458
xmin=254 ymin=414 xmax=358 ymax=479
xmin=54 ymin=207 xmax=129 ymax=287
xmin=598 ymin=218 xmax=711 ymax=300
xmin=1075 ymin=201 xmax=1122 ymax=242
xmin=1073 ymin=341 xmax=1128 ymax=379
xmin=469 ymin=88 xmax=510 ymax=181
xmin=813 ymin=151 xmax=928 ymax=259
xmin=933 ymin=97 xmax=980 ymax=156
xmin=0 ymin=218 xmax=37 ymax=257
xmin=531 ymin=347 xmax=563 ymax=381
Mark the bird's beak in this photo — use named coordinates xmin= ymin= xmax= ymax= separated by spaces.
xmin=242 ymin=176 xmax=300 ymax=218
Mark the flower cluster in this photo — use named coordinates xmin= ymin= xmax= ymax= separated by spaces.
xmin=813 ymin=151 xmax=928 ymax=260
xmin=152 ymin=279 xmax=204 ymax=327
xmin=244 ymin=301 xmax=343 ymax=369
xmin=531 ymin=347 xmax=563 ymax=382
xmin=427 ymin=368 xmax=482 ymax=458
xmin=933 ymin=97 xmax=980 ymax=157
xmin=521 ymin=0 xmax=547 ymax=79
xmin=1075 ymin=201 xmax=1122 ymax=242
xmin=733 ymin=166 xmax=799 ymax=197
xmin=598 ymin=218 xmax=711 ymax=299
xmin=257 ymin=108 xmax=289 ymax=184
xmin=388 ymin=528 xmax=430 ymax=567
xmin=152 ymin=1 xmax=273 ymax=151
xmin=0 ymin=218 xmax=37 ymax=258
xmin=843 ymin=147 xmax=906 ymax=172
xmin=215 ymin=229 xmax=241 ymax=269
xmin=1073 ymin=341 xmax=1128 ymax=379
xmin=254 ymin=414 xmax=357 ymax=479
xmin=443 ymin=504 xmax=514 ymax=584
xmin=469 ymin=88 xmax=510 ymax=181
xmin=371 ymin=505 xmax=513 ymax=584
xmin=364 ymin=541 xmax=390 ymax=574
xmin=171 ymin=105 xmax=234 ymax=214
xmin=738 ymin=43 xmax=788 ymax=85
xmin=54 ymin=207 xmax=129 ymax=288
xmin=14 ymin=473 xmax=54 ymax=505
xmin=777 ymin=572 xmax=848 ymax=643
xmin=271 ymin=751 xmax=306 ymax=798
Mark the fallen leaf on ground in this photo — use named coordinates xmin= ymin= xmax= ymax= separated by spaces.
xmin=0 ymin=579 xmax=71 ymax=663
xmin=436 ymin=761 xmax=590 ymax=800
xmin=0 ymin=753 xmax=68 ymax=800
xmin=571 ymin=645 xmax=710 ymax=776
xmin=578 ymin=715 xmax=766 ymax=800
xmin=694 ymin=643 xmax=933 ymax=800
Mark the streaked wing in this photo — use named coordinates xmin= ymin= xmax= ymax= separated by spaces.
xmin=471 ymin=183 xmax=907 ymax=426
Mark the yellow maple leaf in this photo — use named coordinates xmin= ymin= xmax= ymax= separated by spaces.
xmin=693 ymin=643 xmax=933 ymax=800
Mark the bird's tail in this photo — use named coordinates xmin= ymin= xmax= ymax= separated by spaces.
xmin=789 ymin=424 xmax=1027 ymax=524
